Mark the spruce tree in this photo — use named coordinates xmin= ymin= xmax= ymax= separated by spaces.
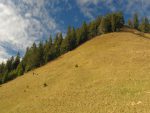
xmin=70 ymin=27 xmax=77 ymax=50
xmin=25 ymin=43 xmax=38 ymax=71
xmin=88 ymin=21 xmax=97 ymax=38
xmin=13 ymin=52 xmax=20 ymax=70
xmin=65 ymin=26 xmax=72 ymax=51
xmin=54 ymin=33 xmax=63 ymax=57
xmin=99 ymin=17 xmax=107 ymax=34
xmin=139 ymin=17 xmax=150 ymax=33
xmin=95 ymin=16 xmax=102 ymax=34
xmin=128 ymin=19 xmax=133 ymax=28
xmin=133 ymin=13 xmax=139 ymax=29
xmin=37 ymin=42 xmax=44 ymax=66
xmin=60 ymin=39 xmax=67 ymax=54
xmin=5 ymin=57 xmax=14 ymax=72
xmin=82 ymin=22 xmax=88 ymax=42
xmin=16 ymin=62 xmax=24 ymax=76
xmin=44 ymin=36 xmax=53 ymax=63
xmin=117 ymin=12 xmax=125 ymax=28
xmin=111 ymin=14 xmax=116 ymax=32
xmin=76 ymin=28 xmax=82 ymax=45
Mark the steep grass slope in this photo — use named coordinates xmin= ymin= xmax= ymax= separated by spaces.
xmin=0 ymin=32 xmax=150 ymax=113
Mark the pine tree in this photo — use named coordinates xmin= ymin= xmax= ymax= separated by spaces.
xmin=76 ymin=28 xmax=82 ymax=46
xmin=128 ymin=19 xmax=133 ymax=28
xmin=139 ymin=17 xmax=150 ymax=33
xmin=44 ymin=36 xmax=53 ymax=63
xmin=95 ymin=16 xmax=102 ymax=34
xmin=111 ymin=12 xmax=125 ymax=32
xmin=5 ymin=57 xmax=14 ymax=72
xmin=82 ymin=22 xmax=88 ymax=42
xmin=0 ymin=63 xmax=5 ymax=74
xmin=16 ymin=62 xmax=24 ymax=76
xmin=117 ymin=12 xmax=125 ymax=28
xmin=111 ymin=14 xmax=116 ymax=32
xmin=13 ymin=52 xmax=20 ymax=70
xmin=37 ymin=42 xmax=44 ymax=66
xmin=133 ymin=13 xmax=139 ymax=29
xmin=0 ymin=63 xmax=5 ymax=84
xmin=105 ymin=14 xmax=112 ymax=32
xmin=70 ymin=27 xmax=77 ymax=50
xmin=99 ymin=17 xmax=108 ymax=34
xmin=77 ymin=22 xmax=88 ymax=45
xmin=24 ymin=43 xmax=38 ymax=71
xmin=65 ymin=26 xmax=72 ymax=51
xmin=54 ymin=33 xmax=63 ymax=57
xmin=60 ymin=39 xmax=67 ymax=54
xmin=2 ymin=71 xmax=8 ymax=83
xmin=88 ymin=21 xmax=97 ymax=38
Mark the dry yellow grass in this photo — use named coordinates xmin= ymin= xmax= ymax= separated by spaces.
xmin=144 ymin=33 xmax=150 ymax=38
xmin=1 ymin=32 xmax=150 ymax=113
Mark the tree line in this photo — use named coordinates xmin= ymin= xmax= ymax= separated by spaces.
xmin=0 ymin=12 xmax=149 ymax=84
xmin=128 ymin=13 xmax=150 ymax=33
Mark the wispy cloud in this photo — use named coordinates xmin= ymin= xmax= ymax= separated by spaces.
xmin=76 ymin=0 xmax=150 ymax=19
xmin=0 ymin=0 xmax=61 ymax=62
xmin=76 ymin=0 xmax=99 ymax=19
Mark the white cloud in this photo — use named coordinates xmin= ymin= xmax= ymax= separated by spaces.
xmin=77 ymin=0 xmax=99 ymax=5
xmin=76 ymin=0 xmax=99 ymax=19
xmin=76 ymin=0 xmax=150 ymax=19
xmin=0 ymin=46 xmax=10 ymax=62
xmin=0 ymin=3 xmax=28 ymax=55
xmin=0 ymin=0 xmax=60 ymax=62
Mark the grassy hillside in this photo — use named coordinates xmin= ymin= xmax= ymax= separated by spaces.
xmin=0 ymin=32 xmax=150 ymax=113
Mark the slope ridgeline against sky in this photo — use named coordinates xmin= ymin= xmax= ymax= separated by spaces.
xmin=0 ymin=0 xmax=149 ymax=61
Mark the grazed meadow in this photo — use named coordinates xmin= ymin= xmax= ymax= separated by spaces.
xmin=0 ymin=32 xmax=150 ymax=113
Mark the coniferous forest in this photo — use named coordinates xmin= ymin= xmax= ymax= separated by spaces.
xmin=0 ymin=12 xmax=150 ymax=84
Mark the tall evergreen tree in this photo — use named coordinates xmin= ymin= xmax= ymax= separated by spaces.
xmin=54 ymin=33 xmax=63 ymax=57
xmin=16 ymin=62 xmax=24 ymax=76
xmin=117 ymin=12 xmax=125 ymax=28
xmin=60 ymin=39 xmax=67 ymax=54
xmin=5 ymin=57 xmax=14 ymax=72
xmin=70 ymin=27 xmax=77 ymax=49
xmin=82 ymin=21 xmax=88 ymax=42
xmin=95 ymin=16 xmax=102 ymax=30
xmin=128 ymin=19 xmax=133 ymax=28
xmin=139 ymin=17 xmax=150 ymax=33
xmin=88 ymin=21 xmax=97 ymax=38
xmin=133 ymin=13 xmax=139 ymax=29
xmin=99 ymin=17 xmax=108 ymax=34
xmin=111 ymin=14 xmax=116 ymax=32
xmin=44 ymin=36 xmax=53 ymax=63
xmin=2 ymin=71 xmax=8 ymax=83
xmin=37 ymin=42 xmax=44 ymax=66
xmin=66 ymin=26 xmax=72 ymax=51
xmin=24 ymin=43 xmax=38 ymax=71
xmin=77 ymin=22 xmax=88 ymax=45
xmin=13 ymin=52 xmax=20 ymax=70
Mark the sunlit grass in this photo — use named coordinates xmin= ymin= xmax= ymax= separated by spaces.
xmin=0 ymin=32 xmax=150 ymax=113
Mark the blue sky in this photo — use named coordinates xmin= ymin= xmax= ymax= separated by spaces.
xmin=0 ymin=0 xmax=149 ymax=62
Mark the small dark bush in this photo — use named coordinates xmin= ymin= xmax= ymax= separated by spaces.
xmin=43 ymin=83 xmax=48 ymax=87
xmin=26 ymin=85 xmax=29 ymax=88
xmin=75 ymin=64 xmax=78 ymax=68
